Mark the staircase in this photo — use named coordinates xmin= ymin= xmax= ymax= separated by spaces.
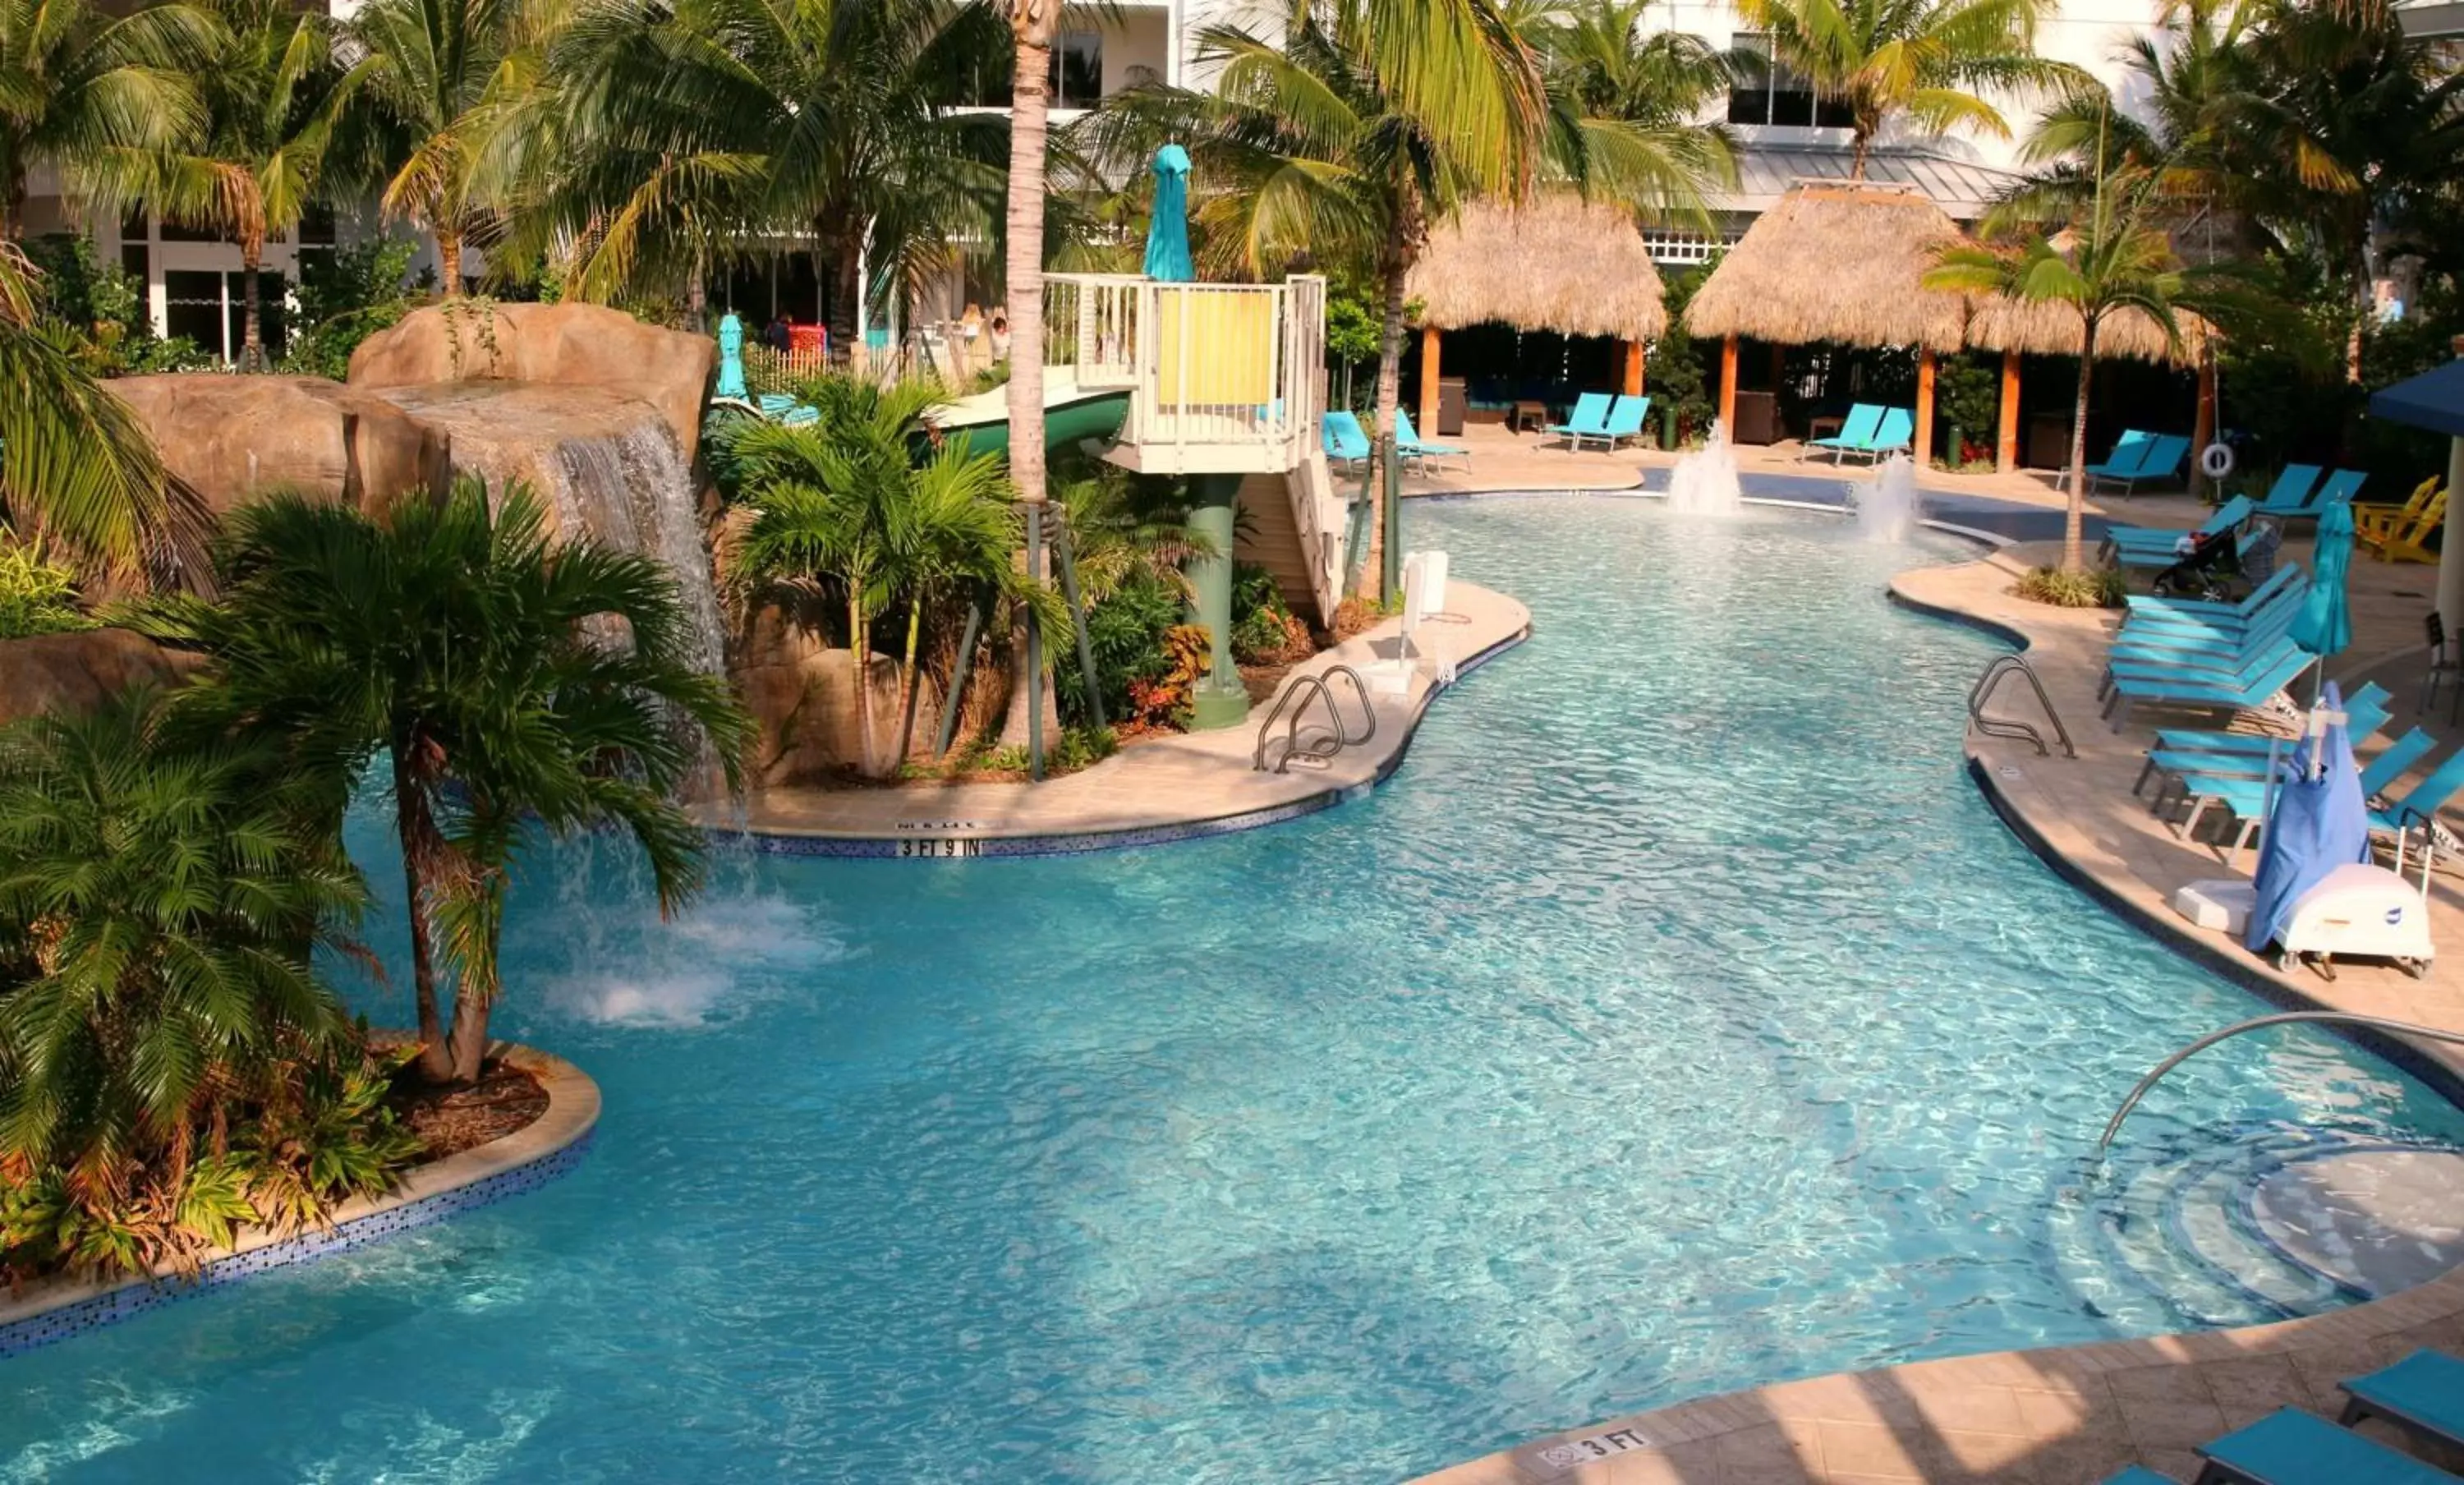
xmin=2047 ymin=1122 xmax=2464 ymax=1332
xmin=1234 ymin=452 xmax=1347 ymax=628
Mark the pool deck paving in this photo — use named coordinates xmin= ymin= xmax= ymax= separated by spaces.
xmin=726 ymin=581 xmax=1530 ymax=849
xmin=1408 ymin=526 xmax=2464 ymax=1485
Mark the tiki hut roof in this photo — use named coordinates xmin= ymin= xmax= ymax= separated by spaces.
xmin=1963 ymin=296 xmax=2212 ymax=366
xmin=1408 ymin=195 xmax=1666 ymax=340
xmin=1682 ymin=182 xmax=1969 ymax=352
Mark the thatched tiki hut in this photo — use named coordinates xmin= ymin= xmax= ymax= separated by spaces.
xmin=1965 ymin=295 xmax=2215 ymax=480
xmin=1684 ymin=182 xmax=1967 ymax=462
xmin=1406 ymin=195 xmax=1667 ymax=432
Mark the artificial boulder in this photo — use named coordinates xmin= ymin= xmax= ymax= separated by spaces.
xmin=348 ymin=301 xmax=718 ymax=462
xmin=0 ymin=629 xmax=201 ymax=729
xmin=109 ymin=375 xmax=448 ymax=515
xmin=733 ymin=605 xmax=940 ymax=784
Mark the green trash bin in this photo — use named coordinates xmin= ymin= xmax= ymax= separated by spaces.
xmin=1659 ymin=405 xmax=1678 ymax=450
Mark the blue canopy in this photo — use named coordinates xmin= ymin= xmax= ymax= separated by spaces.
xmin=2291 ymin=497 xmax=2355 ymax=660
xmin=2369 ymin=357 xmax=2464 ymax=438
xmin=1143 ymin=145 xmax=1194 ymax=283
xmin=2246 ymin=681 xmax=2373 ymax=952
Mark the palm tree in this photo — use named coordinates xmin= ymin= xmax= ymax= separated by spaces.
xmin=732 ymin=375 xmax=1023 ymax=775
xmin=502 ymin=0 xmax=1003 ymax=336
xmin=1732 ymin=0 xmax=2078 ymax=179
xmin=0 ymin=0 xmax=211 ymax=239
xmin=0 ymin=691 xmax=361 ymax=1219
xmin=1528 ymin=0 xmax=1737 ymax=209
xmin=139 ymin=481 xmax=751 ymax=1085
xmin=1927 ymin=119 xmax=2190 ymax=572
xmin=1091 ymin=0 xmax=1547 ymax=601
xmin=2214 ymin=0 xmax=2464 ymax=382
xmin=0 ymin=243 xmax=209 ymax=584
xmin=147 ymin=0 xmax=371 ymax=368
xmin=347 ymin=0 xmax=518 ymax=293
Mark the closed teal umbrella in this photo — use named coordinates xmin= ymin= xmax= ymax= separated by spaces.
xmin=1143 ymin=145 xmax=1193 ymax=283
xmin=2292 ymin=499 xmax=2356 ymax=660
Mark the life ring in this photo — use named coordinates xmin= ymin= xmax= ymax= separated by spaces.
xmin=2200 ymin=442 xmax=2236 ymax=480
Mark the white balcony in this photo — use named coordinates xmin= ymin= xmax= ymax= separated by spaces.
xmin=1044 ymin=273 xmax=1328 ymax=478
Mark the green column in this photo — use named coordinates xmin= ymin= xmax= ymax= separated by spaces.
xmin=1185 ymin=473 xmax=1250 ymax=730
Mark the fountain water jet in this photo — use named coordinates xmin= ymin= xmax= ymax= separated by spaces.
xmin=1666 ymin=421 xmax=1744 ymax=516
xmin=1855 ymin=454 xmax=1923 ymax=543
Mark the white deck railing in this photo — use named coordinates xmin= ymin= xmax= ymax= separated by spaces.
xmin=1044 ymin=273 xmax=1326 ymax=476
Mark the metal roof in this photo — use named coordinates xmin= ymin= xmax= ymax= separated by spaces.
xmin=1718 ymin=145 xmax=2023 ymax=221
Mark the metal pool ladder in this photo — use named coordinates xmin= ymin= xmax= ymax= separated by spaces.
xmin=1970 ymin=655 xmax=2076 ymax=758
xmin=2101 ymin=1012 xmax=2464 ymax=1148
xmin=1253 ymin=664 xmax=1377 ymax=774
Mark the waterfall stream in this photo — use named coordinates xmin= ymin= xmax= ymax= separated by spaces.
xmin=547 ymin=425 xmax=731 ymax=683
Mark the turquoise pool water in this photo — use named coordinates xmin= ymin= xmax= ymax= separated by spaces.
xmin=9 ymin=495 xmax=2464 ymax=1484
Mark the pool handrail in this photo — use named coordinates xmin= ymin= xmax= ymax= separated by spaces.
xmin=2100 ymin=1011 xmax=2464 ymax=1148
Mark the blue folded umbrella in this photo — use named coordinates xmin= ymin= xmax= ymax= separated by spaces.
xmin=2246 ymin=680 xmax=2371 ymax=953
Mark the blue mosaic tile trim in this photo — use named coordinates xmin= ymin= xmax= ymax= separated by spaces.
xmin=740 ymin=623 xmax=1531 ymax=861
xmin=0 ymin=1129 xmax=594 ymax=1359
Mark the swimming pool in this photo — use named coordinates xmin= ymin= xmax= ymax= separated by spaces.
xmin=8 ymin=495 xmax=2462 ymax=1484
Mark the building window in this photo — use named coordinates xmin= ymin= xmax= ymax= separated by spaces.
xmin=1053 ymin=32 xmax=1102 ymax=108
xmin=1643 ymin=231 xmax=1729 ymax=264
xmin=1727 ymin=33 xmax=1853 ymax=128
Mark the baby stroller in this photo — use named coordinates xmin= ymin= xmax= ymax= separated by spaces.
xmin=2153 ymin=522 xmax=2273 ymax=600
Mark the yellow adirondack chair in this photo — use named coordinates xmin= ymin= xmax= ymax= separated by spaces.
xmin=2358 ymin=476 xmax=2447 ymax=561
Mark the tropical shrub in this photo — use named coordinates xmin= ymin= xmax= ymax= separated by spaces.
xmin=134 ymin=480 xmax=751 ymax=1085
xmin=0 ymin=692 xmax=419 ymax=1284
xmin=0 ymin=535 xmax=94 ymax=638
xmin=280 ymin=237 xmax=421 ymax=380
xmin=2015 ymin=564 xmax=2126 ymax=607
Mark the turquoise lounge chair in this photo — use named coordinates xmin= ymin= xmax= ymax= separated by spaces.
xmin=2196 ymin=1406 xmax=2457 ymax=1485
xmin=2148 ymin=682 xmax=2390 ymax=761
xmin=2167 ymin=726 xmax=2435 ymax=855
xmin=2312 ymin=467 xmax=2370 ymax=508
xmin=2099 ymin=1470 xmax=2177 ymax=1485
xmin=2369 ymin=743 xmax=2464 ymax=871
xmin=1395 ymin=410 xmax=1468 ymax=472
xmin=1838 ymin=407 xmax=1914 ymax=465
xmin=1547 ymin=392 xmax=1617 ymax=451
xmin=2102 ymin=645 xmax=2315 ymax=728
xmin=2103 ymin=496 xmax=2256 ymax=567
xmin=2085 ymin=430 xmax=2157 ymax=490
xmin=2096 ymin=434 xmax=2192 ymax=495
xmin=1323 ymin=410 xmax=1372 ymax=472
xmin=1804 ymin=405 xmax=1883 ymax=463
xmin=2342 ymin=1349 xmax=2464 ymax=1451
xmin=2251 ymin=464 xmax=2324 ymax=517
xmin=1599 ymin=395 xmax=1650 ymax=448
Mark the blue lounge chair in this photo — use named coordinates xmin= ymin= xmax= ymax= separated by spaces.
xmin=1394 ymin=409 xmax=1468 ymax=472
xmin=2145 ymin=682 xmax=2389 ymax=767
xmin=2172 ymin=727 xmax=2439 ymax=854
xmin=1600 ymin=394 xmax=1651 ymax=448
xmin=2099 ymin=1469 xmax=2178 ymax=1485
xmin=2103 ymin=645 xmax=2315 ymax=728
xmin=1804 ymin=404 xmax=1883 ymax=463
xmin=1855 ymin=407 xmax=1915 ymax=462
xmin=2251 ymin=464 xmax=2324 ymax=517
xmin=2313 ymin=468 xmax=2370 ymax=508
xmin=2096 ymin=434 xmax=2193 ymax=495
xmin=2141 ymin=687 xmax=2398 ymax=798
xmin=2369 ymin=744 xmax=2464 ymax=871
xmin=1323 ymin=410 xmax=1372 ymax=472
xmin=2195 ymin=1406 xmax=2457 ymax=1485
xmin=2341 ymin=1349 xmax=2464 ymax=1451
xmin=2103 ymin=496 xmax=2256 ymax=567
xmin=2085 ymin=430 xmax=2156 ymax=489
xmin=2125 ymin=564 xmax=2308 ymax=632
xmin=1546 ymin=392 xmax=1616 ymax=451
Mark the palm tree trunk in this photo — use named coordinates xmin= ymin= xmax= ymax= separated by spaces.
xmin=392 ymin=745 xmax=453 ymax=1083
xmin=1359 ymin=229 xmax=1411 ymax=604
xmin=440 ymin=876 xmax=503 ymax=1085
xmin=996 ymin=13 xmax=1057 ymax=750
xmin=239 ymin=239 xmax=264 ymax=370
xmin=830 ymin=221 xmax=863 ymax=364
xmin=2347 ymin=246 xmax=2370 ymax=385
xmin=897 ymin=599 xmax=924 ymax=766
xmin=1850 ymin=129 xmax=1871 ymax=181
xmin=850 ymin=591 xmax=876 ymax=777
xmin=438 ymin=227 xmax=463 ymax=295
xmin=2064 ymin=324 xmax=2098 ymax=573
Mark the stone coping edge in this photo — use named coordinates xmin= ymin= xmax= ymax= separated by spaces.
xmin=735 ymin=620 xmax=1533 ymax=859
xmin=0 ymin=1041 xmax=600 ymax=1357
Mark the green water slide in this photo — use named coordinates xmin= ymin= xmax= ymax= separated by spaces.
xmin=925 ymin=373 xmax=1131 ymax=458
